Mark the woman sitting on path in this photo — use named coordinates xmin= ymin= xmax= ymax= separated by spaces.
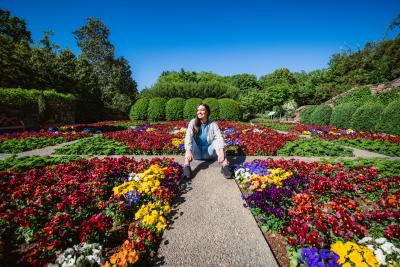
xmin=183 ymin=103 xmax=232 ymax=179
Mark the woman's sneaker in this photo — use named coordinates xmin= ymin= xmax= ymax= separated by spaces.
xmin=221 ymin=165 xmax=232 ymax=179
xmin=183 ymin=165 xmax=192 ymax=179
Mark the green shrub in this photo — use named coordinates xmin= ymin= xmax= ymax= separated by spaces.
xmin=202 ymin=98 xmax=220 ymax=120
xmin=0 ymin=155 xmax=81 ymax=172
xmin=300 ymin=106 xmax=317 ymax=124
xmin=376 ymin=99 xmax=400 ymax=134
xmin=375 ymin=87 xmax=400 ymax=105
xmin=183 ymin=98 xmax=203 ymax=120
xmin=129 ymin=97 xmax=150 ymax=120
xmin=330 ymin=102 xmax=357 ymax=128
xmin=147 ymin=97 xmax=167 ymax=122
xmin=218 ymin=98 xmax=241 ymax=121
xmin=309 ymin=105 xmax=332 ymax=126
xmin=335 ymin=87 xmax=375 ymax=106
xmin=0 ymin=88 xmax=75 ymax=106
xmin=351 ymin=102 xmax=384 ymax=131
xmin=165 ymin=98 xmax=185 ymax=120
xmin=277 ymin=138 xmax=353 ymax=157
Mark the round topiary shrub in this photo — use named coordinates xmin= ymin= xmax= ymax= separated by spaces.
xmin=376 ymin=99 xmax=400 ymax=134
xmin=183 ymin=98 xmax=203 ymax=120
xmin=218 ymin=98 xmax=241 ymax=121
xmin=165 ymin=97 xmax=185 ymax=120
xmin=202 ymin=98 xmax=220 ymax=120
xmin=351 ymin=102 xmax=385 ymax=132
xmin=330 ymin=102 xmax=357 ymax=128
xmin=300 ymin=105 xmax=317 ymax=124
xmin=147 ymin=97 xmax=167 ymax=122
xmin=309 ymin=105 xmax=332 ymax=126
xmin=129 ymin=97 xmax=150 ymax=120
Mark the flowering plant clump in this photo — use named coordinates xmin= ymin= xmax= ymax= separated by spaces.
xmin=292 ymin=124 xmax=400 ymax=145
xmin=331 ymin=241 xmax=380 ymax=267
xmin=298 ymin=247 xmax=340 ymax=267
xmin=234 ymin=158 xmax=400 ymax=266
xmin=48 ymin=243 xmax=103 ymax=267
xmin=0 ymin=156 xmax=182 ymax=266
xmin=101 ymin=240 xmax=140 ymax=267
xmin=134 ymin=201 xmax=171 ymax=233
xmin=358 ymin=237 xmax=400 ymax=266
xmin=100 ymin=121 xmax=297 ymax=156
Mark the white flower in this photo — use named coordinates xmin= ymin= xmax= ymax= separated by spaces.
xmin=374 ymin=248 xmax=386 ymax=265
xmin=234 ymin=168 xmax=250 ymax=180
xmin=253 ymin=128 xmax=262 ymax=133
xmin=128 ymin=172 xmax=140 ymax=182
xmin=376 ymin=237 xmax=387 ymax=244
xmin=367 ymin=244 xmax=374 ymax=251
xmin=358 ymin=236 xmax=373 ymax=244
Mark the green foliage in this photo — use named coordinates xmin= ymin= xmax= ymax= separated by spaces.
xmin=300 ymin=105 xmax=317 ymax=124
xmin=375 ymin=87 xmax=400 ymax=105
xmin=141 ymin=81 xmax=240 ymax=100
xmin=0 ymin=88 xmax=75 ymax=106
xmin=0 ymin=155 xmax=81 ymax=172
xmin=250 ymin=207 xmax=287 ymax=233
xmin=54 ymin=137 xmax=129 ymax=155
xmin=259 ymin=123 xmax=296 ymax=131
xmin=202 ymin=98 xmax=220 ymax=120
xmin=309 ymin=105 xmax=332 ymax=125
xmin=165 ymin=97 xmax=185 ymax=120
xmin=129 ymin=97 xmax=150 ymax=120
xmin=277 ymin=138 xmax=353 ymax=157
xmin=226 ymin=73 xmax=260 ymax=93
xmin=334 ymin=87 xmax=374 ymax=106
xmin=334 ymin=138 xmax=400 ymax=157
xmin=259 ymin=68 xmax=296 ymax=88
xmin=351 ymin=102 xmax=385 ymax=131
xmin=376 ymin=99 xmax=400 ymax=134
xmin=218 ymin=98 xmax=241 ymax=121
xmin=0 ymin=137 xmax=67 ymax=153
xmin=330 ymin=102 xmax=357 ymax=128
xmin=183 ymin=98 xmax=203 ymax=120
xmin=147 ymin=97 xmax=166 ymax=122
xmin=239 ymin=89 xmax=269 ymax=115
xmin=333 ymin=158 xmax=400 ymax=177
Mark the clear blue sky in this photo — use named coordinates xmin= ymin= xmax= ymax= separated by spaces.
xmin=2 ymin=0 xmax=400 ymax=90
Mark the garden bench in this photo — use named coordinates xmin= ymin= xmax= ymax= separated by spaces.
xmin=0 ymin=116 xmax=25 ymax=131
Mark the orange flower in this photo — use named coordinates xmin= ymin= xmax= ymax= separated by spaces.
xmin=127 ymin=250 xmax=140 ymax=264
xmin=122 ymin=240 xmax=132 ymax=251
xmin=101 ymin=261 xmax=111 ymax=267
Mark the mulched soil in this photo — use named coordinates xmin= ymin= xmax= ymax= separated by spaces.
xmin=264 ymin=232 xmax=290 ymax=267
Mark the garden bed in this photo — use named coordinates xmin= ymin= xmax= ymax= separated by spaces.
xmin=0 ymin=131 xmax=91 ymax=153
xmin=0 ymin=156 xmax=183 ymax=266
xmin=234 ymin=158 xmax=400 ymax=266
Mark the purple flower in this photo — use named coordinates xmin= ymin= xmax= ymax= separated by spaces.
xmin=299 ymin=247 xmax=339 ymax=267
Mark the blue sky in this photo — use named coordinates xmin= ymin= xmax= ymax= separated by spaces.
xmin=2 ymin=0 xmax=400 ymax=90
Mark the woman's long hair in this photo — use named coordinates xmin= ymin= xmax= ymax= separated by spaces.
xmin=194 ymin=103 xmax=210 ymax=136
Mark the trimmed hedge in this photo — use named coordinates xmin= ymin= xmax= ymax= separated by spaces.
xmin=165 ymin=97 xmax=185 ymax=120
xmin=147 ymin=97 xmax=167 ymax=122
xmin=300 ymin=106 xmax=317 ymax=124
xmin=376 ymin=99 xmax=400 ymax=134
xmin=309 ymin=105 xmax=332 ymax=126
xmin=183 ymin=98 xmax=203 ymax=120
xmin=351 ymin=102 xmax=385 ymax=132
xmin=129 ymin=97 xmax=150 ymax=120
xmin=202 ymin=98 xmax=220 ymax=120
xmin=330 ymin=102 xmax=357 ymax=128
xmin=218 ymin=98 xmax=241 ymax=121
xmin=0 ymin=88 xmax=76 ymax=106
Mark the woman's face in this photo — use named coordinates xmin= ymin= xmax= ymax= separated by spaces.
xmin=197 ymin=105 xmax=208 ymax=121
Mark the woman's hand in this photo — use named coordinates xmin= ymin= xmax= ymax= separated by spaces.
xmin=185 ymin=150 xmax=193 ymax=162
